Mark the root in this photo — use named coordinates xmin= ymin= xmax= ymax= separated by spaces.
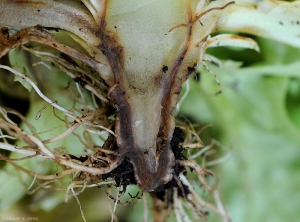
xmin=111 ymin=187 xmax=123 ymax=222
xmin=143 ymin=191 xmax=148 ymax=222
xmin=0 ymin=62 xmax=121 ymax=217
xmin=0 ymin=27 xmax=230 ymax=222
xmin=71 ymin=187 xmax=87 ymax=222
xmin=0 ymin=65 xmax=73 ymax=117
xmin=1 ymin=100 xmax=230 ymax=222
xmin=177 ymin=159 xmax=214 ymax=177
xmin=169 ymin=1 xmax=235 ymax=32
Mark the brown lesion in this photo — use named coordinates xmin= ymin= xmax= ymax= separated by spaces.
xmin=96 ymin=28 xmax=124 ymax=85
xmin=96 ymin=23 xmax=174 ymax=190
xmin=93 ymin=0 xmax=200 ymax=192
xmin=154 ymin=74 xmax=163 ymax=88
xmin=0 ymin=0 xmax=200 ymax=192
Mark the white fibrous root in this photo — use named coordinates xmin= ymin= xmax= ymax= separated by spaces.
xmin=0 ymin=0 xmax=300 ymax=221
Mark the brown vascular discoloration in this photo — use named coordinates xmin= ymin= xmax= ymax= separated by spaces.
xmin=158 ymin=29 xmax=192 ymax=140
xmin=149 ymin=17 xmax=197 ymax=191
xmin=108 ymin=84 xmax=170 ymax=190
xmin=154 ymin=74 xmax=163 ymax=88
xmin=99 ymin=28 xmax=169 ymax=189
xmin=97 ymin=21 xmax=172 ymax=190
xmin=98 ymin=1 xmax=124 ymax=84
xmin=96 ymin=6 xmax=159 ymax=187
xmin=96 ymin=0 xmax=197 ymax=191
xmin=108 ymin=85 xmax=133 ymax=156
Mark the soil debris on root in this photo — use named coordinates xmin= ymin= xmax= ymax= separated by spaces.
xmin=152 ymin=127 xmax=190 ymax=203
xmin=100 ymin=127 xmax=190 ymax=201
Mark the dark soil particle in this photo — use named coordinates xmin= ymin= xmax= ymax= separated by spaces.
xmin=73 ymin=77 xmax=87 ymax=87
xmin=102 ymin=157 xmax=137 ymax=189
xmin=99 ymin=134 xmax=137 ymax=190
xmin=153 ymin=127 xmax=190 ymax=202
xmin=67 ymin=154 xmax=88 ymax=163
xmin=71 ymin=127 xmax=190 ymax=200
xmin=162 ymin=65 xmax=168 ymax=73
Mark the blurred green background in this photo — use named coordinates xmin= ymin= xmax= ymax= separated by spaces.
xmin=180 ymin=36 xmax=300 ymax=222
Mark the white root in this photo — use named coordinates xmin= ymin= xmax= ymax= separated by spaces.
xmin=0 ymin=142 xmax=37 ymax=156
xmin=175 ymin=79 xmax=190 ymax=115
xmin=0 ymin=106 xmax=18 ymax=126
xmin=173 ymin=188 xmax=192 ymax=222
xmin=205 ymin=140 xmax=232 ymax=166
xmin=27 ymin=134 xmax=56 ymax=159
xmin=178 ymin=126 xmax=204 ymax=147
xmin=1 ymin=158 xmax=77 ymax=180
xmin=0 ymin=1 xmax=252 ymax=221
xmin=71 ymin=187 xmax=87 ymax=222
xmin=0 ymin=65 xmax=74 ymax=117
xmin=20 ymin=45 xmax=109 ymax=103
xmin=27 ymin=159 xmax=47 ymax=190
xmin=111 ymin=187 xmax=123 ymax=222
xmin=0 ymin=135 xmax=17 ymax=140
xmin=177 ymin=159 xmax=213 ymax=177
xmin=76 ymin=83 xmax=86 ymax=104
xmin=179 ymin=173 xmax=218 ymax=214
xmin=190 ymin=139 xmax=215 ymax=159
xmin=81 ymin=180 xmax=115 ymax=188
xmin=142 ymin=191 xmax=148 ymax=222
xmin=66 ymin=180 xmax=86 ymax=203
xmin=43 ymin=123 xmax=80 ymax=144
xmin=56 ymin=157 xmax=119 ymax=176
xmin=174 ymin=188 xmax=183 ymax=222
xmin=213 ymin=190 xmax=231 ymax=222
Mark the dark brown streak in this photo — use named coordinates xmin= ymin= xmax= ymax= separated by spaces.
xmin=108 ymin=85 xmax=134 ymax=156
xmin=135 ymin=3 xmax=195 ymax=190
xmin=159 ymin=0 xmax=194 ymax=136
xmin=98 ymin=0 xmax=124 ymax=85
xmin=159 ymin=23 xmax=193 ymax=141
xmin=98 ymin=23 xmax=174 ymax=190
xmin=153 ymin=40 xmax=190 ymax=185
xmin=100 ymin=0 xmax=108 ymax=28
xmin=149 ymin=6 xmax=194 ymax=190
xmin=96 ymin=1 xmax=196 ymax=191
xmin=97 ymin=1 xmax=136 ymax=167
